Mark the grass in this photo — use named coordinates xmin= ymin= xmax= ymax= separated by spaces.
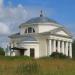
xmin=0 ymin=56 xmax=75 ymax=75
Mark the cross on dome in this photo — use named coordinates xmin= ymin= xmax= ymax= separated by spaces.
xmin=40 ymin=10 xmax=43 ymax=17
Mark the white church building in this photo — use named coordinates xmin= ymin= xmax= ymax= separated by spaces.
xmin=6 ymin=11 xmax=73 ymax=58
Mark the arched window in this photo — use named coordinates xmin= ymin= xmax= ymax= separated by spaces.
xmin=25 ymin=27 xmax=35 ymax=33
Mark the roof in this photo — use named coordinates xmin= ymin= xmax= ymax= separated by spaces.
xmin=21 ymin=36 xmax=37 ymax=42
xmin=19 ymin=12 xmax=60 ymax=27
xmin=25 ymin=16 xmax=58 ymax=24
xmin=11 ymin=47 xmax=27 ymax=50
xmin=19 ymin=16 xmax=61 ymax=28
xmin=9 ymin=27 xmax=72 ymax=39
xmin=25 ymin=11 xmax=59 ymax=24
xmin=9 ymin=33 xmax=20 ymax=38
xmin=9 ymin=33 xmax=38 ymax=42
xmin=41 ymin=27 xmax=72 ymax=38
xmin=9 ymin=33 xmax=37 ymax=38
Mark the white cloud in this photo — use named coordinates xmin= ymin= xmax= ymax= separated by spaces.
xmin=0 ymin=22 xmax=10 ymax=35
xmin=0 ymin=4 xmax=27 ymax=21
xmin=0 ymin=0 xmax=3 ymax=7
xmin=0 ymin=3 xmax=28 ymax=34
xmin=0 ymin=3 xmax=28 ymax=48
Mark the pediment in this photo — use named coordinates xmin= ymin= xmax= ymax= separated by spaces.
xmin=56 ymin=30 xmax=68 ymax=36
xmin=50 ymin=27 xmax=72 ymax=37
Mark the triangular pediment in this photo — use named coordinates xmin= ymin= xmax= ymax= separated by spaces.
xmin=50 ymin=27 xmax=72 ymax=37
xmin=56 ymin=30 xmax=68 ymax=36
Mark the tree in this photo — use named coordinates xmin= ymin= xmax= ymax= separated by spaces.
xmin=0 ymin=47 xmax=5 ymax=56
xmin=72 ymin=40 xmax=75 ymax=58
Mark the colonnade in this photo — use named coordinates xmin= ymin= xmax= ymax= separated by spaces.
xmin=48 ymin=39 xmax=72 ymax=58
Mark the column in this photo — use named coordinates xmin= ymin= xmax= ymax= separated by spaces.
xmin=11 ymin=51 xmax=15 ymax=56
xmin=61 ymin=41 xmax=65 ymax=54
xmin=9 ymin=43 xmax=12 ymax=56
xmin=53 ymin=39 xmax=56 ymax=52
xmin=49 ymin=40 xmax=52 ymax=55
xmin=65 ymin=42 xmax=68 ymax=56
xmin=69 ymin=42 xmax=72 ymax=58
xmin=57 ymin=40 xmax=61 ymax=53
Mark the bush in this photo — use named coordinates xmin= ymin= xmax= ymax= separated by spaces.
xmin=0 ymin=47 xmax=5 ymax=56
xmin=50 ymin=52 xmax=68 ymax=58
xmin=72 ymin=40 xmax=75 ymax=58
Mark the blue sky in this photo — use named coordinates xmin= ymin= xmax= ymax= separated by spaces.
xmin=0 ymin=0 xmax=75 ymax=48
xmin=4 ymin=0 xmax=75 ymax=31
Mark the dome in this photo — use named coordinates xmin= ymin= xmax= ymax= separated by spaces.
xmin=19 ymin=11 xmax=60 ymax=27
xmin=25 ymin=16 xmax=58 ymax=24
xmin=25 ymin=11 xmax=58 ymax=24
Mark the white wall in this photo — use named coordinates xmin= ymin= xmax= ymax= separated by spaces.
xmin=5 ymin=50 xmax=11 ymax=56
xmin=15 ymin=50 xmax=20 ymax=56
xmin=39 ymin=38 xmax=48 ymax=57
xmin=20 ymin=23 xmax=59 ymax=34
xmin=11 ymin=51 xmax=15 ymax=56
xmin=38 ymin=24 xmax=58 ymax=33
xmin=19 ymin=43 xmax=39 ymax=58
xmin=20 ymin=27 xmax=27 ymax=35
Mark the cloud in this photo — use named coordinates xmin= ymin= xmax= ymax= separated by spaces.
xmin=0 ymin=4 xmax=27 ymax=21
xmin=0 ymin=0 xmax=3 ymax=6
xmin=0 ymin=22 xmax=10 ymax=35
xmin=0 ymin=3 xmax=28 ymax=33
xmin=0 ymin=3 xmax=28 ymax=48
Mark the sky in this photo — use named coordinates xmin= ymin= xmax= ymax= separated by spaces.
xmin=0 ymin=0 xmax=75 ymax=48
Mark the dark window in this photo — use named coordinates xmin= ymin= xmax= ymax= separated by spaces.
xmin=28 ymin=27 xmax=32 ymax=33
xmin=30 ymin=48 xmax=35 ymax=58
xmin=56 ymin=41 xmax=58 ymax=47
xmin=33 ymin=29 xmax=35 ymax=33
xmin=25 ymin=29 xmax=27 ymax=33
xmin=25 ymin=27 xmax=35 ymax=33
xmin=19 ymin=50 xmax=24 ymax=56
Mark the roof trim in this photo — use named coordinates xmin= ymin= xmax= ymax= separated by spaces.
xmin=40 ymin=27 xmax=73 ymax=38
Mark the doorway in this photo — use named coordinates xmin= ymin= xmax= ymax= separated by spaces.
xmin=30 ymin=48 xmax=35 ymax=58
xmin=19 ymin=50 xmax=24 ymax=56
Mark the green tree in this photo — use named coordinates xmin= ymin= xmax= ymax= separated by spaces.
xmin=0 ymin=47 xmax=5 ymax=56
xmin=72 ymin=40 xmax=75 ymax=58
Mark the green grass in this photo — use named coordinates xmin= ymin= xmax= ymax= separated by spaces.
xmin=0 ymin=56 xmax=75 ymax=75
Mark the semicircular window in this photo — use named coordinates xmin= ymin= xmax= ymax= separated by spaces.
xmin=25 ymin=27 xmax=35 ymax=33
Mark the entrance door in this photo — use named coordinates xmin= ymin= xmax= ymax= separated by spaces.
xmin=30 ymin=48 xmax=35 ymax=58
xmin=20 ymin=50 xmax=24 ymax=56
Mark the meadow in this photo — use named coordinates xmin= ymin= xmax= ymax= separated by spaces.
xmin=0 ymin=56 xmax=75 ymax=75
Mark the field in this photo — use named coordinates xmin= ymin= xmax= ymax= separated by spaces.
xmin=0 ymin=56 xmax=75 ymax=75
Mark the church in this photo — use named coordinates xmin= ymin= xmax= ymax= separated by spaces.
xmin=6 ymin=11 xmax=73 ymax=58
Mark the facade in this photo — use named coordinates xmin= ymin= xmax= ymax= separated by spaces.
xmin=6 ymin=12 xmax=73 ymax=58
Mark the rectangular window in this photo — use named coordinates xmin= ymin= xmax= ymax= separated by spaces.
xmin=28 ymin=27 xmax=32 ymax=33
xmin=30 ymin=48 xmax=35 ymax=58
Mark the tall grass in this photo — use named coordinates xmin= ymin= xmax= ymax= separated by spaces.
xmin=0 ymin=56 xmax=75 ymax=75
xmin=16 ymin=62 xmax=40 ymax=75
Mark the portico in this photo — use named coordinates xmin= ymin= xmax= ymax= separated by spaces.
xmin=48 ymin=37 xmax=72 ymax=58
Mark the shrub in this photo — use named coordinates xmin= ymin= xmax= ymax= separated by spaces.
xmin=50 ymin=52 xmax=68 ymax=58
xmin=0 ymin=47 xmax=5 ymax=56
xmin=72 ymin=40 xmax=75 ymax=58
